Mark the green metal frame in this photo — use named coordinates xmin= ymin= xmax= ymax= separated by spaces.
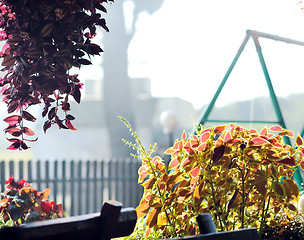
xmin=196 ymin=29 xmax=304 ymax=190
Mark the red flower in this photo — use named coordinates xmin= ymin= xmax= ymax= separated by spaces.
xmin=5 ymin=175 xmax=28 ymax=189
xmin=17 ymin=179 xmax=28 ymax=189
xmin=41 ymin=201 xmax=52 ymax=214
xmin=5 ymin=175 xmax=14 ymax=186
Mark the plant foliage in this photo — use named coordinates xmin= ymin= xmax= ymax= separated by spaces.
xmin=261 ymin=213 xmax=304 ymax=239
xmin=0 ymin=0 xmax=114 ymax=149
xmin=0 ymin=213 xmax=13 ymax=228
xmin=0 ymin=175 xmax=63 ymax=226
xmin=121 ymin=119 xmax=304 ymax=239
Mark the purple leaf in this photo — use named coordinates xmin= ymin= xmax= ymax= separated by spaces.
xmin=48 ymin=107 xmax=56 ymax=120
xmin=22 ymin=111 xmax=36 ymax=122
xmin=7 ymin=141 xmax=20 ymax=150
xmin=7 ymin=101 xmax=19 ymax=113
xmin=66 ymin=119 xmax=77 ymax=130
xmin=95 ymin=3 xmax=107 ymax=13
xmin=78 ymin=59 xmax=92 ymax=65
xmin=66 ymin=114 xmax=75 ymax=120
xmin=72 ymin=87 xmax=81 ymax=104
xmin=87 ymin=43 xmax=103 ymax=55
xmin=21 ymin=141 xmax=29 ymax=150
xmin=97 ymin=18 xmax=109 ymax=32
xmin=55 ymin=116 xmax=68 ymax=129
xmin=43 ymin=120 xmax=52 ymax=133
xmin=42 ymin=106 xmax=49 ymax=117
xmin=61 ymin=102 xmax=70 ymax=111
xmin=23 ymin=127 xmax=35 ymax=136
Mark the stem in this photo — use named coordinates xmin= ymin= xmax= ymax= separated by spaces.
xmin=208 ymin=170 xmax=225 ymax=231
xmin=19 ymin=108 xmax=24 ymax=141
xmin=239 ymin=152 xmax=247 ymax=229
xmin=208 ymin=137 xmax=227 ymax=231
xmin=259 ymin=165 xmax=270 ymax=235
xmin=147 ymin=159 xmax=180 ymax=237
xmin=241 ymin=169 xmax=246 ymax=228
xmin=259 ymin=194 xmax=271 ymax=235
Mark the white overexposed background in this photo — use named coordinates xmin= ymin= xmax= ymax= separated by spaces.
xmin=128 ymin=0 xmax=304 ymax=108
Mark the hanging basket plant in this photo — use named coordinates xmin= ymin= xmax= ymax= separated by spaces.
xmin=0 ymin=0 xmax=113 ymax=150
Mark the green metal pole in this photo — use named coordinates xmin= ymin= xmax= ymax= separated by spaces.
xmin=251 ymin=31 xmax=287 ymax=131
xmin=196 ymin=33 xmax=250 ymax=128
xmin=251 ymin=31 xmax=303 ymax=191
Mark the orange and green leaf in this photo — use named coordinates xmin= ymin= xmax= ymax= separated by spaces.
xmin=250 ymin=137 xmax=269 ymax=146
xmin=136 ymin=201 xmax=150 ymax=219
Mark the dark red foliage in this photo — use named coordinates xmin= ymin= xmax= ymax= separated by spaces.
xmin=212 ymin=145 xmax=225 ymax=164
xmin=0 ymin=0 xmax=114 ymax=149
xmin=276 ymin=156 xmax=296 ymax=166
xmin=5 ymin=175 xmax=29 ymax=189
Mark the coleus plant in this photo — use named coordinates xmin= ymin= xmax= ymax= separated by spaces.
xmin=0 ymin=175 xmax=63 ymax=225
xmin=0 ymin=0 xmax=114 ymax=150
xmin=120 ymin=117 xmax=304 ymax=239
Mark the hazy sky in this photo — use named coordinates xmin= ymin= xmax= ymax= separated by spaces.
xmin=128 ymin=0 xmax=304 ymax=109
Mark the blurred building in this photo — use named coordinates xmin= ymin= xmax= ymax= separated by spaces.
xmin=26 ymin=78 xmax=198 ymax=160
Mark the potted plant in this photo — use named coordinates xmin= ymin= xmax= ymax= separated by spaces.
xmin=120 ymin=117 xmax=304 ymax=239
xmin=0 ymin=0 xmax=113 ymax=150
xmin=0 ymin=175 xmax=63 ymax=226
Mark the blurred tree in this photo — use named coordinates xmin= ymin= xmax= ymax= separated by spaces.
xmin=103 ymin=0 xmax=164 ymax=157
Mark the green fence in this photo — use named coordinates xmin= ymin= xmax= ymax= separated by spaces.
xmin=0 ymin=159 xmax=143 ymax=216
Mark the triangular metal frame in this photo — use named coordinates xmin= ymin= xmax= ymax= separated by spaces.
xmin=196 ymin=29 xmax=304 ymax=188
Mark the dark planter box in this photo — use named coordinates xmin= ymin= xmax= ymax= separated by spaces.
xmin=168 ymin=214 xmax=262 ymax=240
xmin=169 ymin=228 xmax=262 ymax=240
xmin=0 ymin=201 xmax=137 ymax=240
